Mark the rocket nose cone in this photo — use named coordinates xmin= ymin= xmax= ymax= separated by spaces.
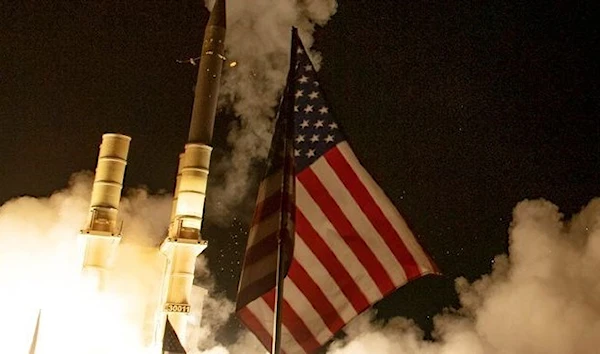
xmin=208 ymin=0 xmax=226 ymax=28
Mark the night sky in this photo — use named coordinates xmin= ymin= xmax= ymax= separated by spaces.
xmin=1 ymin=0 xmax=598 ymax=343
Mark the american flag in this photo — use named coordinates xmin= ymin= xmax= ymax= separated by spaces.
xmin=236 ymin=29 xmax=438 ymax=354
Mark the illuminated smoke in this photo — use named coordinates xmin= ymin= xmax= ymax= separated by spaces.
xmin=203 ymin=0 xmax=338 ymax=221
xmin=2 ymin=171 xmax=597 ymax=353
xmin=327 ymin=198 xmax=600 ymax=354
xmin=0 ymin=173 xmax=233 ymax=353
xmin=0 ymin=173 xmax=91 ymax=352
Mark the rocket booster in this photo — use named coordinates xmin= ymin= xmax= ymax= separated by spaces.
xmin=85 ymin=133 xmax=130 ymax=233
xmin=80 ymin=133 xmax=131 ymax=291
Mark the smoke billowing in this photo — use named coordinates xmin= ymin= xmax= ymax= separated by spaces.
xmin=204 ymin=0 xmax=338 ymax=222
xmin=0 ymin=173 xmax=237 ymax=353
xmin=327 ymin=198 xmax=600 ymax=354
xmin=1 ymin=1 xmax=597 ymax=352
xmin=1 ymin=172 xmax=598 ymax=353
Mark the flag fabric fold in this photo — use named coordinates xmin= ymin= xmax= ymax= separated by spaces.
xmin=237 ymin=28 xmax=438 ymax=354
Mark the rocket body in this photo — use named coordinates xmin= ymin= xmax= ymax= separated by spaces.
xmin=188 ymin=0 xmax=226 ymax=145
xmin=158 ymin=0 xmax=226 ymax=348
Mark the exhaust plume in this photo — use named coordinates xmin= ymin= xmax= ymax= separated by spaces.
xmin=0 ymin=173 xmax=234 ymax=353
xmin=203 ymin=0 xmax=338 ymax=221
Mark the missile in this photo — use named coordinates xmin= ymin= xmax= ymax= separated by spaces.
xmin=158 ymin=0 xmax=226 ymax=348
xmin=80 ymin=133 xmax=131 ymax=291
xmin=188 ymin=0 xmax=226 ymax=145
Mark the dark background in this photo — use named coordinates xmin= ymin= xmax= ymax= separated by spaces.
xmin=1 ymin=0 xmax=598 ymax=343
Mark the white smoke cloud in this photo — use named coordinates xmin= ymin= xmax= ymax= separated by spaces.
xmin=119 ymin=187 xmax=172 ymax=247
xmin=204 ymin=0 xmax=338 ymax=221
xmin=328 ymin=198 xmax=600 ymax=354
xmin=2 ymin=169 xmax=597 ymax=354
xmin=0 ymin=172 xmax=91 ymax=307
xmin=0 ymin=173 xmax=237 ymax=353
xmin=187 ymin=256 xmax=264 ymax=354
xmin=187 ymin=256 xmax=235 ymax=352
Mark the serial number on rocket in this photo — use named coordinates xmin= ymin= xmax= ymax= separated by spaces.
xmin=165 ymin=303 xmax=191 ymax=313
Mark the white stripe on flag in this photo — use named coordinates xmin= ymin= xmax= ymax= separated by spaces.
xmin=284 ymin=277 xmax=334 ymax=344
xmin=255 ymin=170 xmax=283 ymax=204
xmin=311 ymin=155 xmax=409 ymax=286
xmin=337 ymin=142 xmax=435 ymax=274
xmin=248 ymin=211 xmax=283 ymax=246
xmin=293 ymin=236 xmax=358 ymax=323
xmin=296 ymin=179 xmax=382 ymax=303
xmin=246 ymin=297 xmax=306 ymax=354
xmin=240 ymin=251 xmax=277 ymax=287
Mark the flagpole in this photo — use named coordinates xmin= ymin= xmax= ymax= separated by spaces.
xmin=271 ymin=27 xmax=299 ymax=354
xmin=272 ymin=232 xmax=285 ymax=354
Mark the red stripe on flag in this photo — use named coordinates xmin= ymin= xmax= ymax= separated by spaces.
xmin=287 ymin=261 xmax=345 ymax=334
xmin=298 ymin=169 xmax=396 ymax=294
xmin=237 ymin=306 xmax=273 ymax=351
xmin=325 ymin=147 xmax=423 ymax=280
xmin=295 ymin=210 xmax=369 ymax=312
xmin=252 ymin=189 xmax=276 ymax=225
xmin=252 ymin=189 xmax=287 ymax=225
xmin=263 ymin=289 xmax=322 ymax=353
xmin=237 ymin=271 xmax=277 ymax=310
xmin=244 ymin=231 xmax=278 ymax=266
